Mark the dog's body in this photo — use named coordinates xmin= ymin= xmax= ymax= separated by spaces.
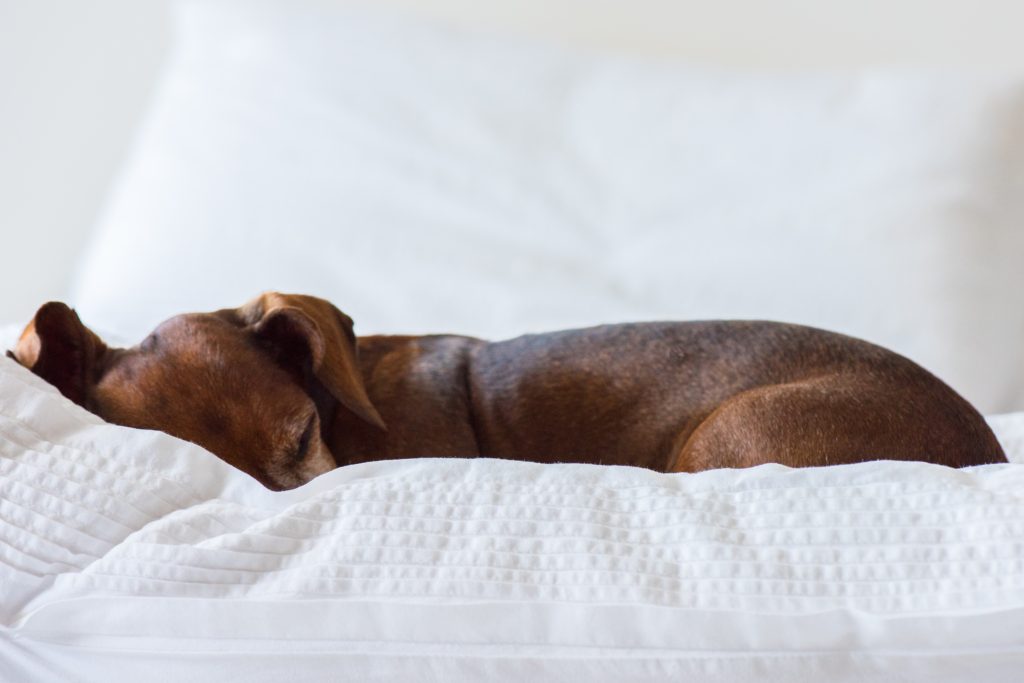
xmin=11 ymin=293 xmax=1006 ymax=490
xmin=345 ymin=322 xmax=1004 ymax=472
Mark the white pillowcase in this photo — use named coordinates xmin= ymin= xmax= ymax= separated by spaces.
xmin=72 ymin=1 xmax=1024 ymax=412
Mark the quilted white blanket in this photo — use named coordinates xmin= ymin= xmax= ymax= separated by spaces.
xmin=3 ymin=354 xmax=1024 ymax=681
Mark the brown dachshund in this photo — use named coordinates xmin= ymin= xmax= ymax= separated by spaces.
xmin=9 ymin=292 xmax=1006 ymax=490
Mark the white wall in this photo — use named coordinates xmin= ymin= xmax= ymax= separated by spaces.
xmin=0 ymin=0 xmax=170 ymax=323
xmin=3 ymin=0 xmax=1024 ymax=325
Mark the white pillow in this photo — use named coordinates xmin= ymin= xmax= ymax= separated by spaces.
xmin=72 ymin=1 xmax=1024 ymax=413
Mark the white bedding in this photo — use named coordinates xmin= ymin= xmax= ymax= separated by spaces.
xmin=4 ymin=350 xmax=1024 ymax=680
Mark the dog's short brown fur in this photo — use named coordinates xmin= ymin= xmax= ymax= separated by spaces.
xmin=10 ymin=292 xmax=1006 ymax=490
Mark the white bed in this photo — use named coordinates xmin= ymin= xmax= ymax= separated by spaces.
xmin=6 ymin=1 xmax=1024 ymax=680
xmin=4 ymin=354 xmax=1024 ymax=681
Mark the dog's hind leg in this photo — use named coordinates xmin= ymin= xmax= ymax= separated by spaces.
xmin=667 ymin=375 xmax=1004 ymax=472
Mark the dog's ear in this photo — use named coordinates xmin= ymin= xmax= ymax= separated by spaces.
xmin=240 ymin=292 xmax=385 ymax=430
xmin=8 ymin=302 xmax=108 ymax=407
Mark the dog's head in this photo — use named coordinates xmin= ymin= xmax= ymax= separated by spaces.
xmin=9 ymin=293 xmax=385 ymax=490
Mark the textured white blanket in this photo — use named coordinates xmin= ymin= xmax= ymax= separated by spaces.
xmin=3 ymin=354 xmax=1024 ymax=681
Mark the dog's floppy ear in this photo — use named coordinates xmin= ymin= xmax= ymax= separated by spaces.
xmin=8 ymin=302 xmax=108 ymax=407
xmin=240 ymin=292 xmax=385 ymax=430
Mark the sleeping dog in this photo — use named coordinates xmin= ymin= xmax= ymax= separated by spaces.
xmin=9 ymin=292 xmax=1006 ymax=490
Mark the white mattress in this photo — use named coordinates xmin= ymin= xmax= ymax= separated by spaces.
xmin=3 ymin=351 xmax=1024 ymax=680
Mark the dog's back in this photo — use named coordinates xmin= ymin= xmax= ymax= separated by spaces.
xmin=343 ymin=321 xmax=1005 ymax=471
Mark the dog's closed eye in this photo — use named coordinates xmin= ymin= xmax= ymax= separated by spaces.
xmin=293 ymin=414 xmax=317 ymax=462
